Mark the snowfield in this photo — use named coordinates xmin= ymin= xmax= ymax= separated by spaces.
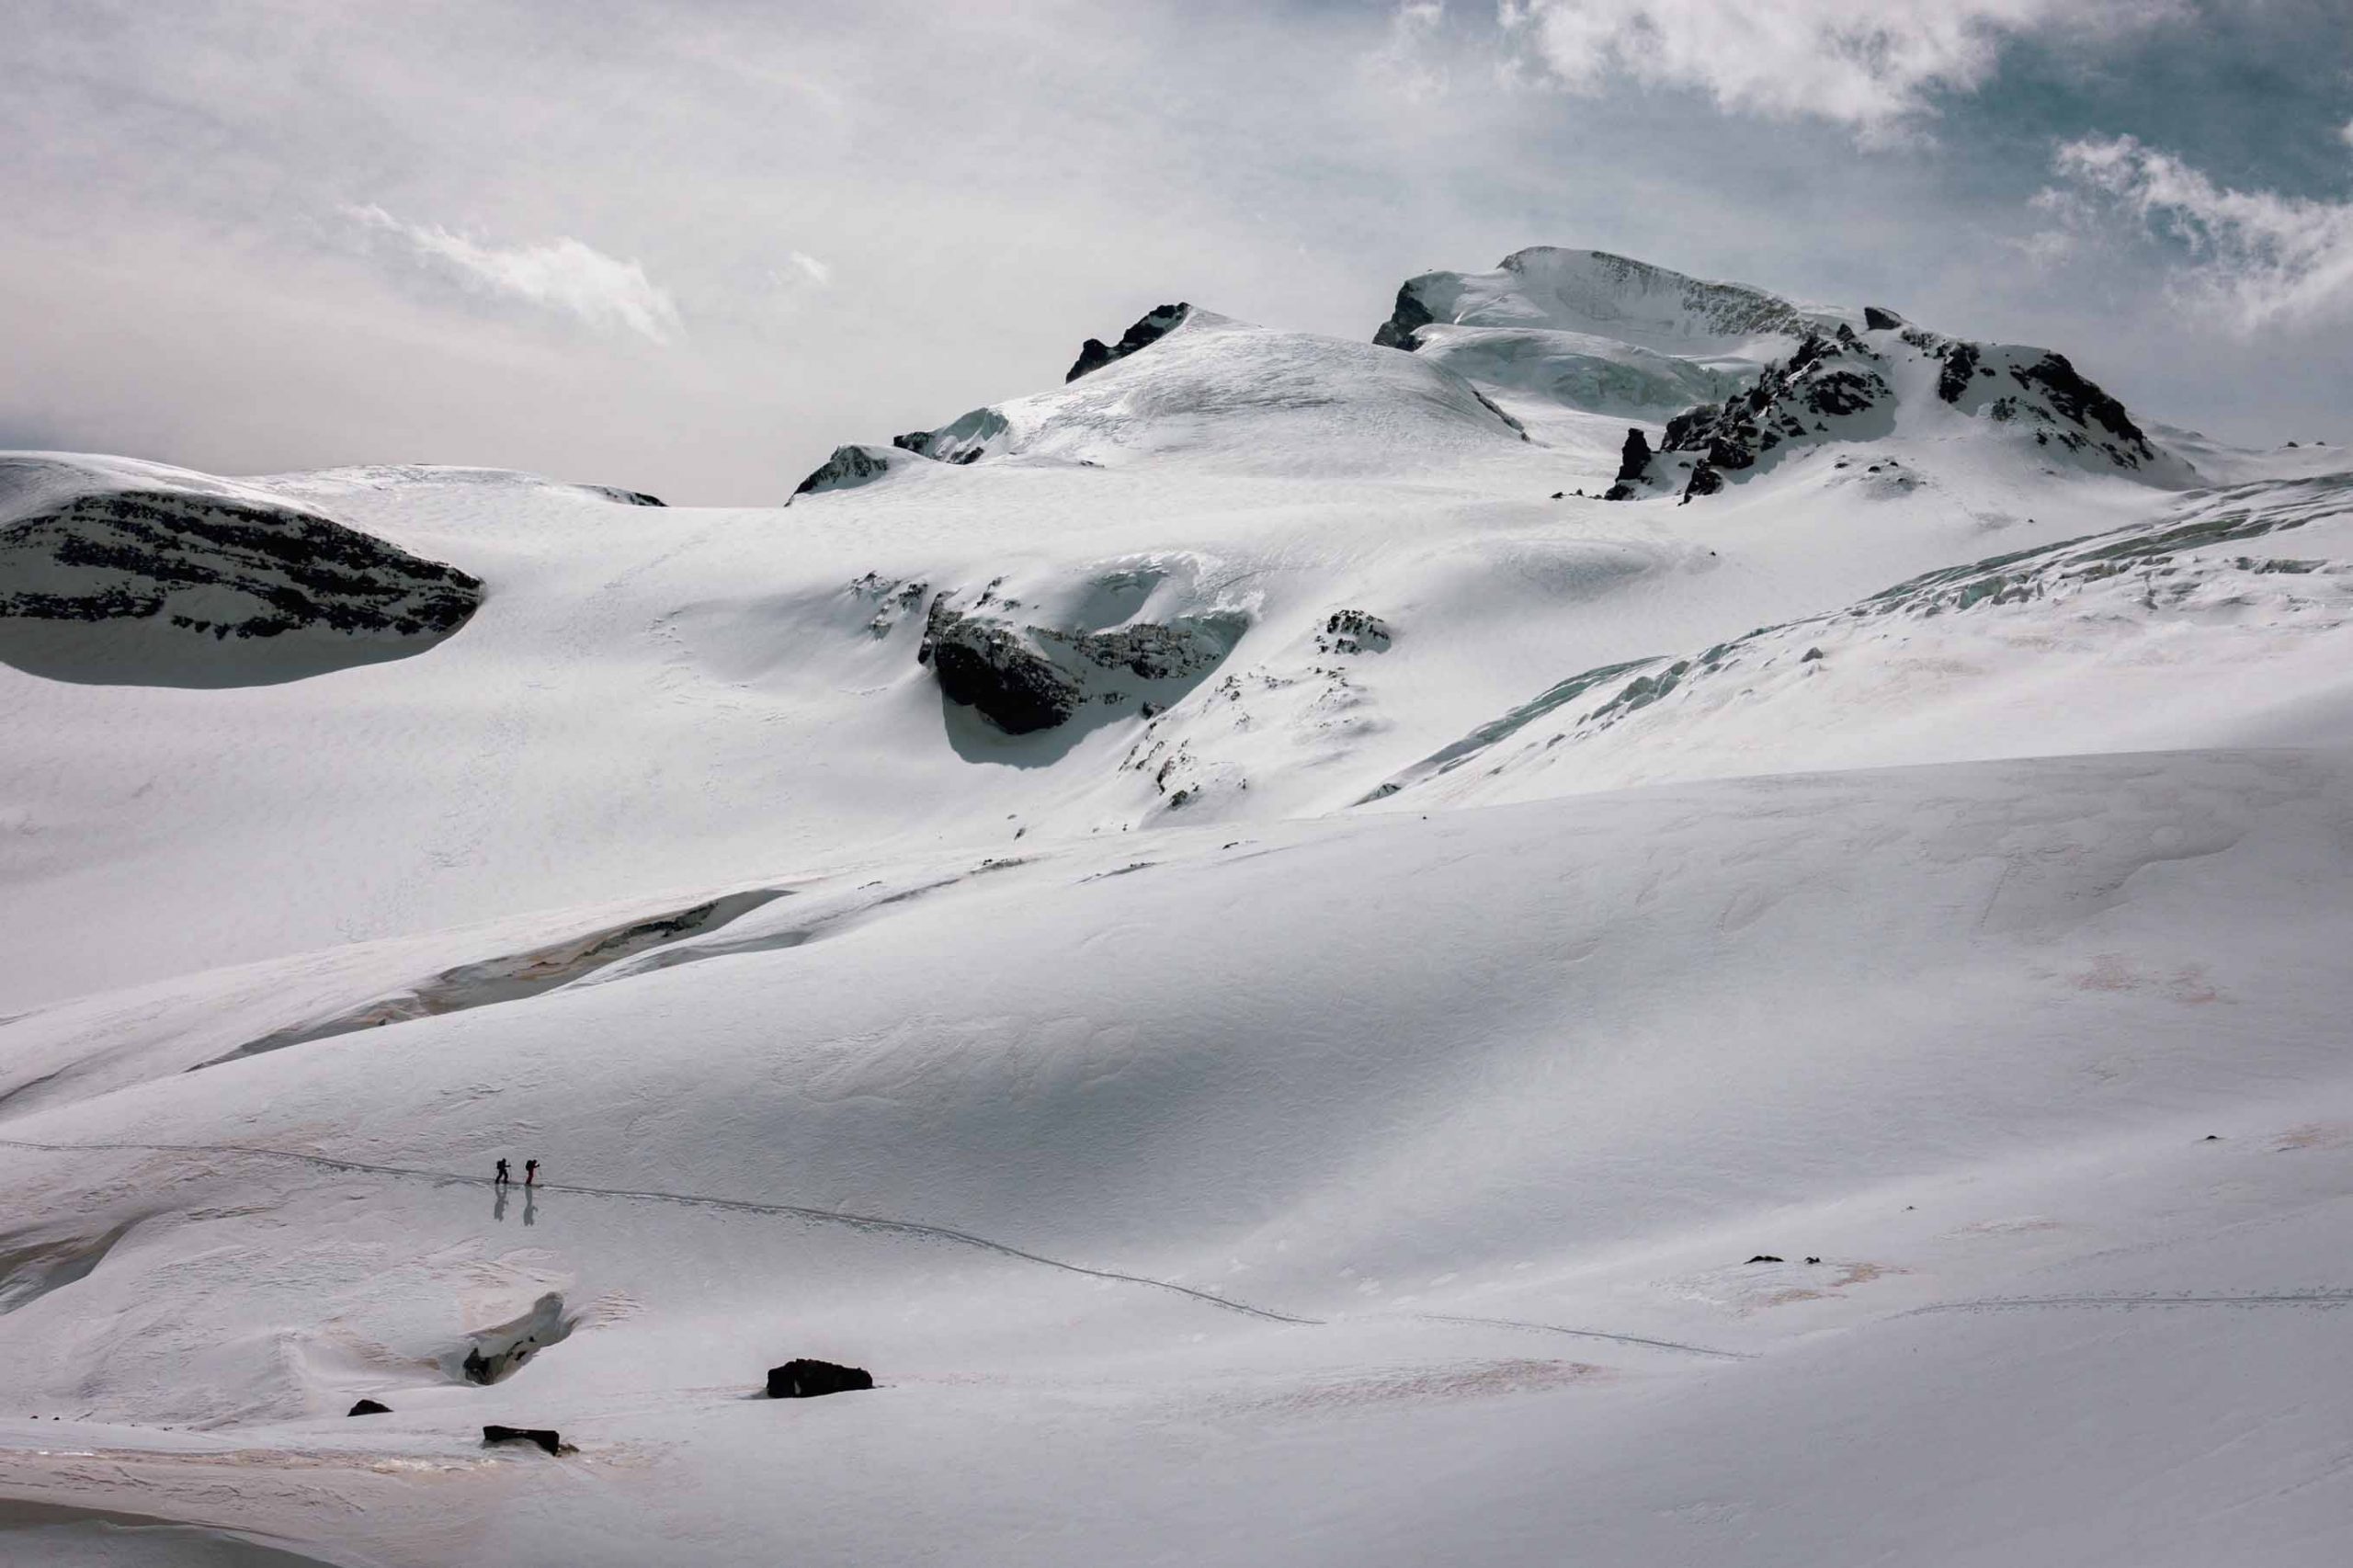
xmin=3 ymin=251 xmax=2351 ymax=1567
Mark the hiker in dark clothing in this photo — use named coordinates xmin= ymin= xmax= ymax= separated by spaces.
xmin=525 ymin=1159 xmax=539 ymax=1187
xmin=494 ymin=1158 xmax=511 ymax=1187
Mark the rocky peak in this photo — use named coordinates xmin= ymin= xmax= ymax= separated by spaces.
xmin=1604 ymin=312 xmax=2178 ymax=499
xmin=1066 ymin=303 xmax=1191 ymax=382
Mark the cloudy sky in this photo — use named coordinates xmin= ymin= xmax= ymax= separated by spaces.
xmin=6 ymin=0 xmax=2351 ymax=503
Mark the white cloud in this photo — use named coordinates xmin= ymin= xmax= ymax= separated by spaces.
xmin=1502 ymin=0 xmax=2173 ymax=134
xmin=1365 ymin=1 xmax=1453 ymax=105
xmin=346 ymin=205 xmax=684 ymax=345
xmin=787 ymin=251 xmax=833 ymax=286
xmin=2340 ymin=117 xmax=2353 ymax=151
xmin=2046 ymin=133 xmax=2353 ymax=329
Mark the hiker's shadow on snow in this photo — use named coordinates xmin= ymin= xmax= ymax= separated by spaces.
xmin=490 ymin=1187 xmax=540 ymax=1226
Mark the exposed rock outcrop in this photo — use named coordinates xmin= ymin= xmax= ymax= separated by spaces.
xmin=209 ymin=889 xmax=790 ymax=1065
xmin=919 ymin=582 xmax=1247 ymax=736
xmin=1899 ymin=324 xmax=2162 ymax=468
xmin=891 ymin=406 xmax=1009 ymax=466
xmin=1646 ymin=315 xmax=2175 ymax=494
xmin=483 ymin=1425 xmax=565 ymax=1455
xmin=1660 ymin=325 xmax=1894 ymax=480
xmin=1316 ymin=609 xmax=1392 ymax=654
xmin=766 ymin=1358 xmax=874 ymax=1398
xmin=1603 ymin=427 xmax=1654 ymax=500
xmin=790 ymin=444 xmax=904 ymax=501
xmin=920 ymin=597 xmax=1085 ymax=733
xmin=1681 ymin=461 xmax=1724 ymax=501
xmin=347 ymin=1398 xmax=391 ymax=1416
xmin=1066 ymin=303 xmax=1189 ymax=381
xmin=1371 ymin=283 xmax=1437 ymax=350
xmin=456 ymin=1292 xmax=574 ymax=1385
xmin=0 ymin=454 xmax=482 ymax=686
xmin=1935 ymin=340 xmax=1981 ymax=404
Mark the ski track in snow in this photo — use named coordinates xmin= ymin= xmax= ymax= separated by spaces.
xmin=1403 ymin=1312 xmax=1749 ymax=1359
xmin=1904 ymin=1291 xmax=2353 ymax=1314
xmin=0 ymin=1137 xmax=1765 ymax=1355
xmin=0 ymin=1135 xmax=1319 ymax=1326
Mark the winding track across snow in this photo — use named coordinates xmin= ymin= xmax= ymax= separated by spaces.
xmin=0 ymin=1137 xmax=1761 ymax=1358
xmin=1904 ymin=1291 xmax=2353 ymax=1314
xmin=0 ymin=1135 xmax=1321 ymax=1323
xmin=1407 ymin=1312 xmax=1751 ymax=1359
xmin=15 ymin=1138 xmax=2332 ymax=1364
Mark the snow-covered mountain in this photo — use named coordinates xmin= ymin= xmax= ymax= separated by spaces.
xmin=4 ymin=249 xmax=2352 ymax=1568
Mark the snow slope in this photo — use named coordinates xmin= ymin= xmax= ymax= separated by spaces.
xmin=1376 ymin=473 xmax=2353 ymax=807
xmin=5 ymin=250 xmax=2353 ymax=1567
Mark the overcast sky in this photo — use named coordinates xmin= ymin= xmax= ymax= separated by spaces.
xmin=6 ymin=0 xmax=2351 ymax=503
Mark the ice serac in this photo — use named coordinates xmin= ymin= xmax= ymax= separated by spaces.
xmin=1066 ymin=302 xmax=1190 ymax=381
xmin=1372 ymin=248 xmax=1817 ymax=420
xmin=1375 ymin=247 xmax=1812 ymax=355
xmin=0 ymin=453 xmax=481 ymax=687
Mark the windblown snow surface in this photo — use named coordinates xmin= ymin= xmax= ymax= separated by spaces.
xmin=4 ymin=256 xmax=2353 ymax=1567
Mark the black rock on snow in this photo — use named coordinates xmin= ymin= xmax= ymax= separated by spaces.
xmin=919 ymin=597 xmax=1086 ymax=733
xmin=918 ymin=586 xmax=1245 ymax=736
xmin=483 ymin=1425 xmax=565 ymax=1455
xmin=1371 ymin=282 xmax=1438 ymax=350
xmin=1066 ymin=303 xmax=1190 ymax=382
xmin=347 ymin=1398 xmax=392 ymax=1416
xmin=767 ymin=1358 xmax=875 ymax=1398
xmin=0 ymin=454 xmax=482 ymax=686
xmin=1603 ymin=427 xmax=1654 ymax=500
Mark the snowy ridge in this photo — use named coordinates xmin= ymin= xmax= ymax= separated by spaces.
xmin=1376 ymin=247 xmax=1824 ymax=356
xmin=819 ymin=307 xmax=1529 ymax=479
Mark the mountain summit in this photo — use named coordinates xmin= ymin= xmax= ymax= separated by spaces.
xmin=1375 ymin=246 xmax=1820 ymax=354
